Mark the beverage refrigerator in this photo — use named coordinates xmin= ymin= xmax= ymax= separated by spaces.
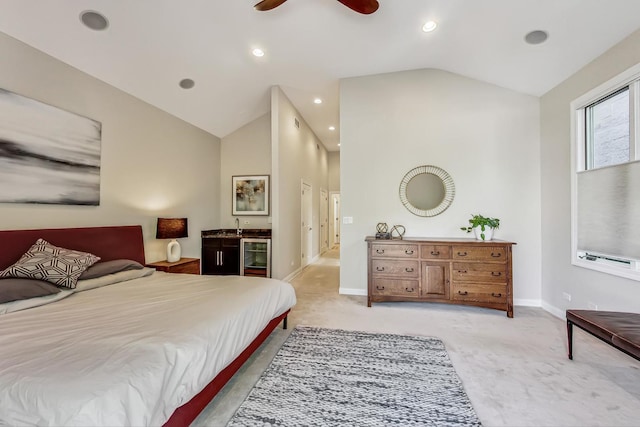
xmin=240 ymin=238 xmax=271 ymax=278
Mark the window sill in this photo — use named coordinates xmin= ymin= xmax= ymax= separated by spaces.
xmin=572 ymin=257 xmax=640 ymax=282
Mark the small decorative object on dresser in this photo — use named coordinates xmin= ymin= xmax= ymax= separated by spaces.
xmin=460 ymin=214 xmax=500 ymax=241
xmin=375 ymin=222 xmax=390 ymax=239
xmin=389 ymin=225 xmax=406 ymax=239
xmin=146 ymin=257 xmax=200 ymax=275
xmin=366 ymin=236 xmax=515 ymax=317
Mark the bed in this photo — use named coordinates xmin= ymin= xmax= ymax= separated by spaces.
xmin=0 ymin=225 xmax=296 ymax=426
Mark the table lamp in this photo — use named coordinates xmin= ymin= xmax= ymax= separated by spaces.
xmin=156 ymin=218 xmax=188 ymax=262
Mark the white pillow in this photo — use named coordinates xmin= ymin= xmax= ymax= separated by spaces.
xmin=74 ymin=267 xmax=155 ymax=292
xmin=0 ymin=268 xmax=154 ymax=316
xmin=0 ymin=289 xmax=74 ymax=316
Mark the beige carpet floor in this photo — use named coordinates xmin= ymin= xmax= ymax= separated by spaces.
xmin=194 ymin=247 xmax=640 ymax=426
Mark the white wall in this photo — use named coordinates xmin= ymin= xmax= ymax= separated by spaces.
xmin=271 ymin=86 xmax=329 ymax=279
xmin=540 ymin=29 xmax=640 ymax=317
xmin=340 ymin=68 xmax=541 ymax=304
xmin=220 ymin=113 xmax=271 ymax=230
xmin=328 ymin=151 xmax=340 ymax=192
xmin=0 ymin=32 xmax=220 ymax=262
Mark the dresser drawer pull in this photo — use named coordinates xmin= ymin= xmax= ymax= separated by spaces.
xmin=491 ymin=252 xmax=502 ymax=258
xmin=405 ymin=287 xmax=415 ymax=293
xmin=405 ymin=250 xmax=414 ymax=255
xmin=491 ymin=272 xmax=502 ymax=277
xmin=491 ymin=292 xmax=503 ymax=298
xmin=376 ymin=249 xmax=385 ymax=254
xmin=376 ymin=285 xmax=385 ymax=291
xmin=457 ymin=269 xmax=467 ymax=274
xmin=457 ymin=251 xmax=468 ymax=257
xmin=458 ymin=290 xmax=468 ymax=295
xmin=405 ymin=267 xmax=414 ymax=273
xmin=376 ymin=266 xmax=385 ymax=272
xmin=430 ymin=250 xmax=440 ymax=256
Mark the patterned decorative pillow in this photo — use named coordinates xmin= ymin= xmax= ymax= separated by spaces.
xmin=0 ymin=239 xmax=100 ymax=289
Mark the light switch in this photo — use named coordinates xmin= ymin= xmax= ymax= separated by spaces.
xmin=343 ymin=216 xmax=353 ymax=224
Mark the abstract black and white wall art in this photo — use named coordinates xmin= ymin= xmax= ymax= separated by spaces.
xmin=0 ymin=89 xmax=101 ymax=205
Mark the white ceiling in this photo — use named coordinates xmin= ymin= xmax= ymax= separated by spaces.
xmin=1 ymin=0 xmax=640 ymax=152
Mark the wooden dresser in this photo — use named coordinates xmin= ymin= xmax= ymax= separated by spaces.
xmin=366 ymin=237 xmax=515 ymax=317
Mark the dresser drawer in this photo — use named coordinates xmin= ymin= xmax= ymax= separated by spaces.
xmin=452 ymin=283 xmax=507 ymax=303
xmin=371 ymin=259 xmax=419 ymax=277
xmin=372 ymin=278 xmax=419 ymax=297
xmin=452 ymin=246 xmax=507 ymax=261
xmin=168 ymin=261 xmax=200 ymax=274
xmin=371 ymin=244 xmax=419 ymax=258
xmin=452 ymin=262 xmax=507 ymax=283
xmin=420 ymin=245 xmax=451 ymax=260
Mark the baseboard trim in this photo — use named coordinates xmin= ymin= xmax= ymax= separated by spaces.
xmin=337 ymin=292 xmax=547 ymax=305
xmin=514 ymin=298 xmax=541 ymax=307
xmin=282 ymin=267 xmax=303 ymax=282
xmin=339 ymin=287 xmax=367 ymax=296
xmin=541 ymin=301 xmax=566 ymax=320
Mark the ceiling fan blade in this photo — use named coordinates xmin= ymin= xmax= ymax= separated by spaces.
xmin=254 ymin=0 xmax=288 ymax=11
xmin=337 ymin=0 xmax=379 ymax=14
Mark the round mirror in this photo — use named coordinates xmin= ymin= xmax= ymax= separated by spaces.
xmin=399 ymin=165 xmax=455 ymax=217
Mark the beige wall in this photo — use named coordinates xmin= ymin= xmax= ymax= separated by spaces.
xmin=540 ymin=29 xmax=640 ymax=316
xmin=0 ymin=32 xmax=220 ymax=263
xmin=220 ymin=113 xmax=271 ymax=230
xmin=271 ymin=86 xmax=329 ymax=279
xmin=340 ymin=69 xmax=542 ymax=303
xmin=328 ymin=151 xmax=340 ymax=192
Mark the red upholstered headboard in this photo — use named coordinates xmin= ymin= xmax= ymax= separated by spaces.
xmin=0 ymin=225 xmax=146 ymax=270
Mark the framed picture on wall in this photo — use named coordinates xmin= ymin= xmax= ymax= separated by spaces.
xmin=0 ymin=88 xmax=102 ymax=206
xmin=232 ymin=175 xmax=269 ymax=216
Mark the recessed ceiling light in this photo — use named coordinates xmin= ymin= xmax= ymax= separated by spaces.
xmin=179 ymin=78 xmax=195 ymax=89
xmin=525 ymin=30 xmax=549 ymax=45
xmin=314 ymin=98 xmax=322 ymax=104
xmin=80 ymin=10 xmax=109 ymax=31
xmin=329 ymin=126 xmax=335 ymax=131
xmin=422 ymin=20 xmax=437 ymax=32
xmin=252 ymin=48 xmax=265 ymax=57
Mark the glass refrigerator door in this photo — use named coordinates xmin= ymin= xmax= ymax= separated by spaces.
xmin=241 ymin=239 xmax=271 ymax=277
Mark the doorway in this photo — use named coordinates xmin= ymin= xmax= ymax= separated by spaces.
xmin=301 ymin=182 xmax=313 ymax=267
xmin=329 ymin=192 xmax=340 ymax=247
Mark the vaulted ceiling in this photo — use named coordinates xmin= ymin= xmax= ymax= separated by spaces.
xmin=1 ymin=0 xmax=640 ymax=151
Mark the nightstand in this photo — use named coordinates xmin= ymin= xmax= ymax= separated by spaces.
xmin=146 ymin=257 xmax=200 ymax=275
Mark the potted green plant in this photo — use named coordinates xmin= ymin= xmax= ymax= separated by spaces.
xmin=460 ymin=214 xmax=500 ymax=241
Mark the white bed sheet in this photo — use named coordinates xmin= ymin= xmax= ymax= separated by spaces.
xmin=0 ymin=272 xmax=296 ymax=426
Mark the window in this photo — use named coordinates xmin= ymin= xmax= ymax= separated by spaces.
xmin=571 ymin=64 xmax=640 ymax=281
xmin=585 ymin=87 xmax=630 ymax=170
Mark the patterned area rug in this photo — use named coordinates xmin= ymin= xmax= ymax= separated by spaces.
xmin=228 ymin=326 xmax=482 ymax=426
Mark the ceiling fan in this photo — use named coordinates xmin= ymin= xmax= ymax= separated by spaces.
xmin=254 ymin=0 xmax=379 ymax=15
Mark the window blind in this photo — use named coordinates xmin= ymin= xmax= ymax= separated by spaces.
xmin=577 ymin=160 xmax=640 ymax=260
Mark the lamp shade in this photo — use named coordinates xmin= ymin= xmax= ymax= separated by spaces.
xmin=156 ymin=218 xmax=188 ymax=239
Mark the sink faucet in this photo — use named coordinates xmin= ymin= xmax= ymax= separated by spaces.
xmin=235 ymin=218 xmax=242 ymax=235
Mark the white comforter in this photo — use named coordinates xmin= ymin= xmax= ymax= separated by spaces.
xmin=0 ymin=272 xmax=296 ymax=426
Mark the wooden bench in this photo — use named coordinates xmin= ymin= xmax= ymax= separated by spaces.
xmin=566 ymin=309 xmax=640 ymax=361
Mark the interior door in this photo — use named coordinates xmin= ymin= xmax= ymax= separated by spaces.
xmin=301 ymin=182 xmax=313 ymax=267
xmin=320 ymin=189 xmax=329 ymax=253
xmin=330 ymin=192 xmax=341 ymax=246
